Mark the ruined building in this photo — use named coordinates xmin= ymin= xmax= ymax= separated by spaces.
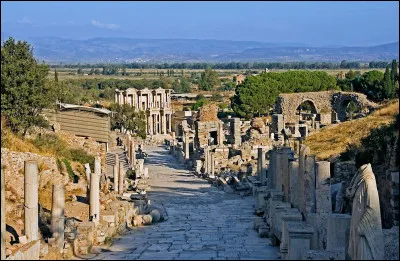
xmin=115 ymin=87 xmax=173 ymax=135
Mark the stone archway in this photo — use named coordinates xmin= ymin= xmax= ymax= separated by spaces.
xmin=274 ymin=91 xmax=377 ymax=125
xmin=295 ymin=99 xmax=319 ymax=121
xmin=331 ymin=92 xmax=375 ymax=122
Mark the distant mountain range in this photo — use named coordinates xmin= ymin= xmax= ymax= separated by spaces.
xmin=1 ymin=33 xmax=398 ymax=64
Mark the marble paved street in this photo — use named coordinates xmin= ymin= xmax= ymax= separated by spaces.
xmin=94 ymin=146 xmax=280 ymax=260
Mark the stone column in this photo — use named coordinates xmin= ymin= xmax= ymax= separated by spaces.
xmin=162 ymin=114 xmax=167 ymax=134
xmin=51 ymin=184 xmax=65 ymax=251
xmin=218 ymin=122 xmax=224 ymax=145
xmin=257 ymin=148 xmax=266 ymax=185
xmin=131 ymin=140 xmax=136 ymax=167
xmin=168 ymin=114 xmax=172 ymax=133
xmin=303 ymin=155 xmax=316 ymax=216
xmin=315 ymin=161 xmax=331 ymax=250
xmin=279 ymin=147 xmax=292 ymax=201
xmin=210 ymin=153 xmax=215 ymax=177
xmin=298 ymin=145 xmax=310 ymax=215
xmin=90 ymin=157 xmax=100 ymax=225
xmin=118 ymin=161 xmax=124 ymax=194
xmin=1 ymin=169 xmax=6 ymax=260
xmin=267 ymin=149 xmax=277 ymax=189
xmin=184 ymin=132 xmax=190 ymax=160
xmin=204 ymin=146 xmax=209 ymax=174
xmin=24 ymin=160 xmax=39 ymax=242
xmin=289 ymin=161 xmax=299 ymax=208
xmin=113 ymin=154 xmax=119 ymax=193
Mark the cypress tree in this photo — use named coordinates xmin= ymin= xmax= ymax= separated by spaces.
xmin=54 ymin=68 xmax=58 ymax=82
xmin=383 ymin=65 xmax=393 ymax=99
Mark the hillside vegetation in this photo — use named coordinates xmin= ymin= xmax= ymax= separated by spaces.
xmin=304 ymin=100 xmax=399 ymax=161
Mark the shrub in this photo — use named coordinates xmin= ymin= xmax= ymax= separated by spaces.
xmin=62 ymin=159 xmax=75 ymax=181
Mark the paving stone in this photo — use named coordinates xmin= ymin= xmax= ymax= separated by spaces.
xmin=94 ymin=146 xmax=279 ymax=260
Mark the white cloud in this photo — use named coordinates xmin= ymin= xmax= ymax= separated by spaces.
xmin=17 ymin=18 xmax=32 ymax=24
xmin=90 ymin=20 xmax=120 ymax=30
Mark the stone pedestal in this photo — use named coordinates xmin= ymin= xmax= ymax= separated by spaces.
xmin=327 ymin=214 xmax=351 ymax=252
xmin=24 ymin=160 xmax=39 ymax=242
xmin=287 ymin=221 xmax=314 ymax=260
xmin=281 ymin=211 xmax=303 ymax=257
xmin=51 ymin=184 xmax=65 ymax=252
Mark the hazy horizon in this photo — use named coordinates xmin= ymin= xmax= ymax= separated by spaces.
xmin=1 ymin=1 xmax=399 ymax=47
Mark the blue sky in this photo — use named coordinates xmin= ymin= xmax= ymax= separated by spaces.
xmin=1 ymin=1 xmax=398 ymax=46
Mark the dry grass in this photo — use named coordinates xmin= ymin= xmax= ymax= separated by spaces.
xmin=304 ymin=100 xmax=399 ymax=160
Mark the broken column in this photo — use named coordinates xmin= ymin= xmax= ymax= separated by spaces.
xmin=51 ymin=184 xmax=65 ymax=251
xmin=24 ymin=160 xmax=39 ymax=242
xmin=90 ymin=158 xmax=100 ymax=225
xmin=272 ymin=114 xmax=284 ymax=135
xmin=118 ymin=161 xmax=124 ymax=194
xmin=113 ymin=154 xmax=119 ymax=193
xmin=1 ymin=169 xmax=5 ymax=260
xmin=257 ymin=148 xmax=266 ymax=185
xmin=315 ymin=161 xmax=331 ymax=250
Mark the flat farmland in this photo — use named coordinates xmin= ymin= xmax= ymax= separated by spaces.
xmin=48 ymin=67 xmax=386 ymax=81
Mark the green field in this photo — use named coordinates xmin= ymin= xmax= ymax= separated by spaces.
xmin=48 ymin=68 xmax=386 ymax=81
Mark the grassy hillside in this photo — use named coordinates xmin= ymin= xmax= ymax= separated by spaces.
xmin=304 ymin=100 xmax=399 ymax=160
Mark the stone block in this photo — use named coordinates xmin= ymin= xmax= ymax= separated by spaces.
xmin=287 ymin=221 xmax=314 ymax=260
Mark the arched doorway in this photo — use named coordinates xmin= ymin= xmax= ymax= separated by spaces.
xmin=337 ymin=99 xmax=362 ymax=121
xmin=296 ymin=100 xmax=318 ymax=122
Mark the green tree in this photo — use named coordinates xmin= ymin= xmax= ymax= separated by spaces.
xmin=1 ymin=37 xmax=55 ymax=135
xmin=391 ymin=59 xmax=399 ymax=97
xmin=77 ymin=67 xmax=83 ymax=75
xmin=109 ymin=103 xmax=147 ymax=139
xmin=200 ymin=69 xmax=220 ymax=91
xmin=54 ymin=68 xmax=59 ymax=82
xmin=173 ymin=78 xmax=191 ymax=93
xmin=383 ymin=65 xmax=394 ymax=99
xmin=231 ymin=75 xmax=279 ymax=119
